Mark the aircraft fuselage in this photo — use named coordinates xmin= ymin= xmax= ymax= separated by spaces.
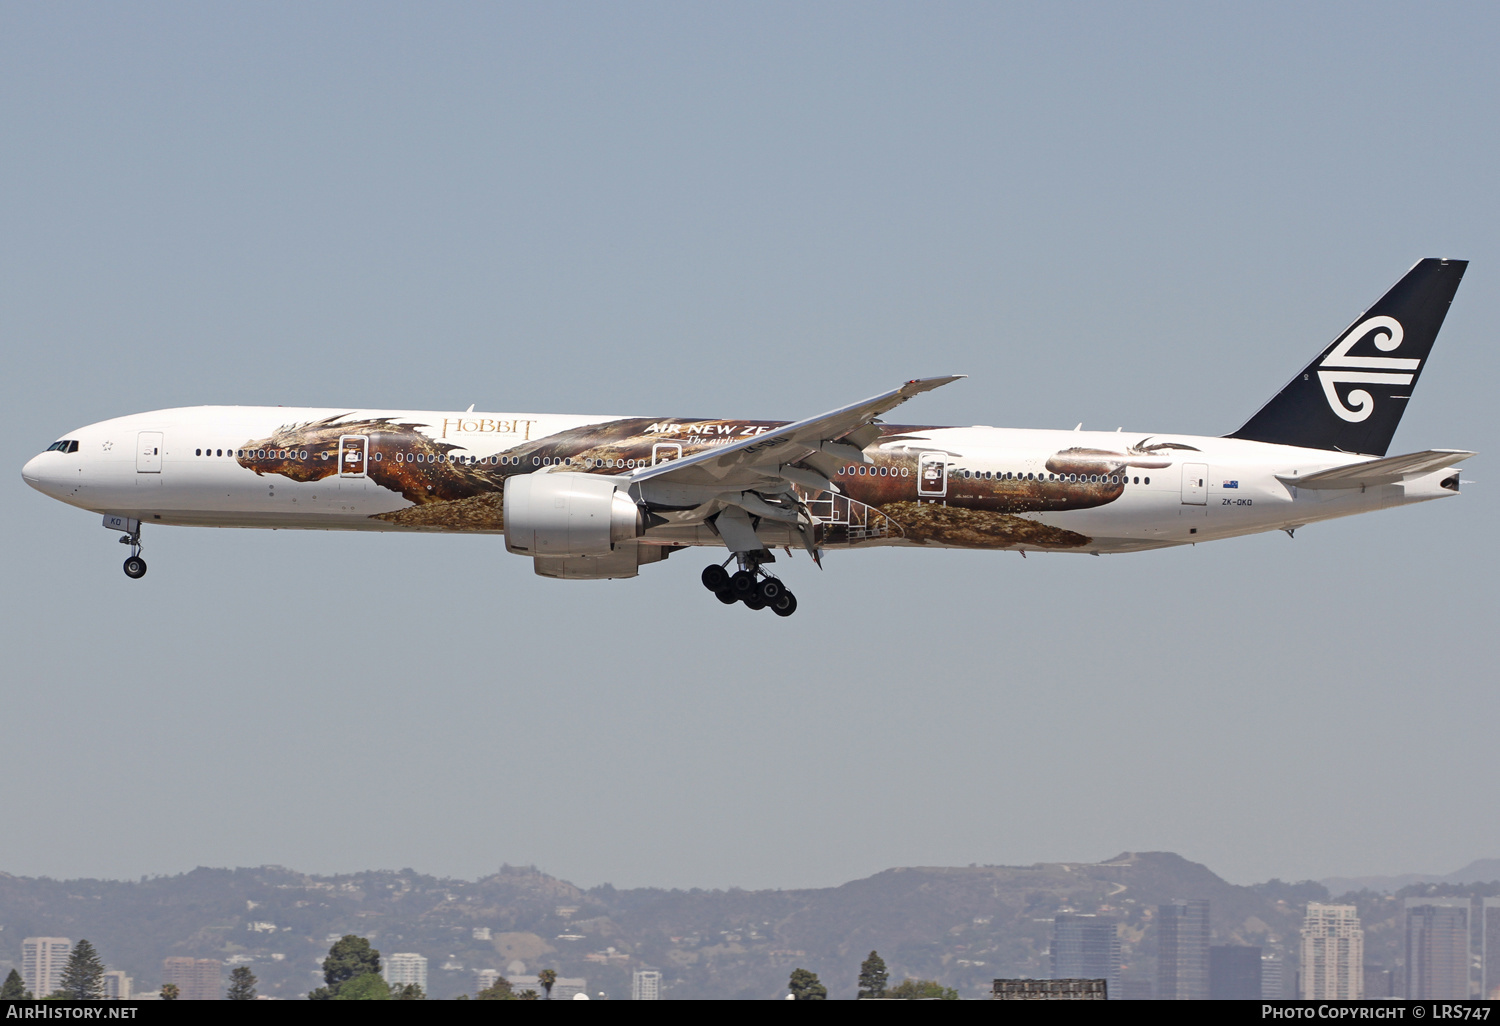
xmin=21 ymin=403 xmax=1460 ymax=556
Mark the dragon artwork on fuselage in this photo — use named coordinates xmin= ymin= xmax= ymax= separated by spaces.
xmin=235 ymin=415 xmax=1192 ymax=550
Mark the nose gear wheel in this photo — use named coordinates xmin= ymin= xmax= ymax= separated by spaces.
xmin=118 ymin=525 xmax=146 ymax=579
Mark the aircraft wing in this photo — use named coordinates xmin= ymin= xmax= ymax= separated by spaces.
xmin=628 ymin=375 xmax=965 ymax=495
xmin=1279 ymin=449 xmax=1475 ymax=490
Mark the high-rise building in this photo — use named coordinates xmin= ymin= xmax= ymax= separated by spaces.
xmin=1364 ymin=966 xmax=1396 ymax=999
xmin=384 ymin=953 xmax=428 ymax=992
xmin=1300 ymin=903 xmax=1363 ymax=999
xmin=632 ymin=969 xmax=662 ymax=1000
xmin=475 ymin=969 xmax=501 ymax=993
xmin=21 ymin=938 xmax=70 ymax=999
xmin=1158 ymin=900 xmax=1210 ymax=1000
xmin=162 ymin=957 xmax=223 ymax=1000
xmin=1050 ymin=914 xmax=1120 ymax=997
xmin=101 ymin=971 xmax=132 ymax=1000
xmin=1209 ymin=945 xmax=1262 ymax=1000
xmin=1483 ymin=898 xmax=1500 ymax=1001
xmin=1405 ymin=899 xmax=1470 ymax=1000
xmin=1261 ymin=955 xmax=1285 ymax=999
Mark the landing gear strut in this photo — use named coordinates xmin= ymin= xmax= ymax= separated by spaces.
xmin=701 ymin=555 xmax=797 ymax=616
xmin=119 ymin=526 xmax=146 ymax=579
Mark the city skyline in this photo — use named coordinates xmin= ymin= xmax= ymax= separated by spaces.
xmin=7 ymin=859 xmax=1496 ymax=999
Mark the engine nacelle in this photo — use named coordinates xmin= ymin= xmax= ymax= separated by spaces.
xmin=503 ymin=472 xmax=643 ymax=557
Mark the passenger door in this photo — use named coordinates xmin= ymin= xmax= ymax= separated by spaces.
xmin=136 ymin=432 xmax=163 ymax=473
xmin=918 ymin=452 xmax=947 ymax=497
xmin=339 ymin=435 xmax=368 ymax=494
xmin=1181 ymin=462 xmax=1208 ymax=505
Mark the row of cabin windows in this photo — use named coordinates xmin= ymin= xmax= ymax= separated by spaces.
xmin=394 ymin=453 xmax=650 ymax=469
xmin=838 ymin=465 xmax=910 ymax=477
xmin=196 ymin=447 xmax=653 ymax=470
xmin=840 ymin=464 xmax=1150 ymax=486
xmin=196 ymin=448 xmax=378 ymax=461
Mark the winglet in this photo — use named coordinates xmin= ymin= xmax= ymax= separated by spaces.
xmin=904 ymin=375 xmax=966 ymax=394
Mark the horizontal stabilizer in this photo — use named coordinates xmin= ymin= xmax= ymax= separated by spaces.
xmin=1278 ymin=449 xmax=1474 ymax=490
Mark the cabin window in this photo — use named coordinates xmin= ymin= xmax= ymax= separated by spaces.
xmin=1144 ymin=477 xmax=1151 ymax=484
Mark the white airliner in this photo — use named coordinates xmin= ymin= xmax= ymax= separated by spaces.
xmin=23 ymin=259 xmax=1473 ymax=616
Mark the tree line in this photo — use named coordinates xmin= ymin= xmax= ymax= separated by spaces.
xmin=1 ymin=937 xmax=955 ymax=1000
xmin=786 ymin=951 xmax=958 ymax=1000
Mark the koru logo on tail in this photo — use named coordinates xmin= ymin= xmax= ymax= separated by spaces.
xmin=1316 ymin=316 xmax=1418 ymax=422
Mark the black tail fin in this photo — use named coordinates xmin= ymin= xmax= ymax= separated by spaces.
xmin=1229 ymin=258 xmax=1467 ymax=456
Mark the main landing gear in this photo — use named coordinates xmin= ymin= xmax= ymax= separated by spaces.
xmin=120 ymin=526 xmax=146 ymax=579
xmin=701 ymin=559 xmax=798 ymax=617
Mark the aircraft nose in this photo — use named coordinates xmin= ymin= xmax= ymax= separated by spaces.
xmin=21 ymin=454 xmax=44 ymax=488
xmin=22 ymin=453 xmax=61 ymax=496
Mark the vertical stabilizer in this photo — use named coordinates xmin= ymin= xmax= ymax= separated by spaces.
xmin=1229 ymin=259 xmax=1466 ymax=456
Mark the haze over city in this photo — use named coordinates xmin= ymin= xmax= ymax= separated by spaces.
xmin=3 ymin=0 xmax=1498 ymax=904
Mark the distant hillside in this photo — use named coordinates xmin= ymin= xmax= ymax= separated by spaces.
xmin=0 ymin=853 xmax=1348 ymax=999
xmin=1321 ymin=858 xmax=1500 ymax=896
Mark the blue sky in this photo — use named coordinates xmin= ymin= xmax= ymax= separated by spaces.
xmin=2 ymin=2 xmax=1497 ymax=890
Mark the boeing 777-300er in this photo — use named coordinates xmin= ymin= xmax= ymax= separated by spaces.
xmin=22 ymin=259 xmax=1474 ymax=616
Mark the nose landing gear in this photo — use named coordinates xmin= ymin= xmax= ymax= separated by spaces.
xmin=700 ymin=557 xmax=798 ymax=616
xmin=119 ymin=526 xmax=146 ymax=579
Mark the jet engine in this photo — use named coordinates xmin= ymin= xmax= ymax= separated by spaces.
xmin=503 ymin=472 xmax=643 ymax=557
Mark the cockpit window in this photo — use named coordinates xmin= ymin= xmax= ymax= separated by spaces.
xmin=45 ymin=440 xmax=79 ymax=453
